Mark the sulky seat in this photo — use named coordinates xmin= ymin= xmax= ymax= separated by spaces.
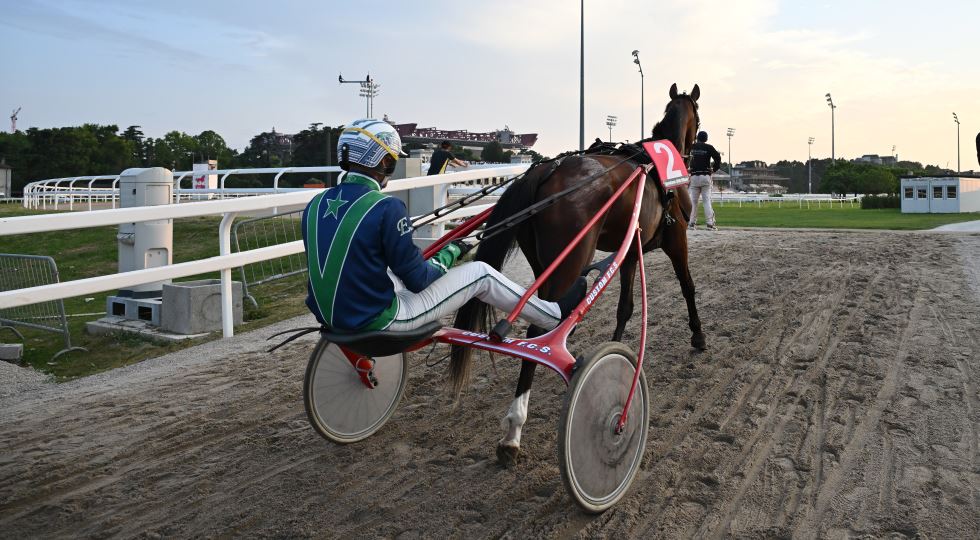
xmin=322 ymin=321 xmax=442 ymax=357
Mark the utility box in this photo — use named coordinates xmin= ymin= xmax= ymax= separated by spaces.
xmin=161 ymin=279 xmax=243 ymax=335
xmin=106 ymin=167 xmax=174 ymax=327
xmin=116 ymin=167 xmax=174 ymax=297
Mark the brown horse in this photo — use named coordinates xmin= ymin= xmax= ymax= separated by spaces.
xmin=451 ymin=83 xmax=706 ymax=464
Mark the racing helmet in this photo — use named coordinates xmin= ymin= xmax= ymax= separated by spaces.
xmin=697 ymin=131 xmax=708 ymax=143
xmin=337 ymin=119 xmax=407 ymax=170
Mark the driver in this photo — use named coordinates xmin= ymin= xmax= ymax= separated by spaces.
xmin=301 ymin=118 xmax=586 ymax=333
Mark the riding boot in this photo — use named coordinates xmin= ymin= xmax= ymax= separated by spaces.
xmin=557 ymin=277 xmax=588 ymax=320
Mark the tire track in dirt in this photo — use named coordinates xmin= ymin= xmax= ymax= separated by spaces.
xmin=692 ymin=270 xmax=884 ymax=539
xmin=1 ymin=231 xmax=977 ymax=539
xmin=793 ymin=286 xmax=924 ymax=537
xmin=595 ymin=254 xmax=850 ymax=537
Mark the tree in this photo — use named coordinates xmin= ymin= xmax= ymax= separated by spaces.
xmin=481 ymin=141 xmax=509 ymax=163
xmin=121 ymin=125 xmax=146 ymax=165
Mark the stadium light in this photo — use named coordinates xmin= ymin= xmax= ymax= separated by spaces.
xmin=632 ymin=50 xmax=644 ymax=139
xmin=953 ymin=112 xmax=960 ymax=172
xmin=606 ymin=115 xmax=617 ymax=142
xmin=808 ymin=137 xmax=815 ymax=194
xmin=826 ymin=93 xmax=837 ymax=161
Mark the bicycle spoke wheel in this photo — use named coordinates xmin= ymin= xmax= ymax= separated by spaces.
xmin=304 ymin=338 xmax=408 ymax=444
xmin=558 ymin=341 xmax=649 ymax=513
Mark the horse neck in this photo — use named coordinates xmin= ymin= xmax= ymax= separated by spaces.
xmin=652 ymin=101 xmax=695 ymax=154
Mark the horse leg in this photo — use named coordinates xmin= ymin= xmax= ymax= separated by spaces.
xmin=496 ymin=229 xmax=546 ymax=466
xmin=612 ymin=255 xmax=638 ymax=342
xmin=496 ymin=350 xmax=540 ymax=466
xmin=663 ymin=233 xmax=707 ymax=350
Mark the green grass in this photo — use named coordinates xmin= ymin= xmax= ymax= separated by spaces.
xmin=701 ymin=203 xmax=980 ymax=230
xmin=1 ymin=205 xmax=309 ymax=380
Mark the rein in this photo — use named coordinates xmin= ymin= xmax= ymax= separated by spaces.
xmin=410 ymin=148 xmax=599 ymax=230
xmin=463 ymin=148 xmax=647 ymax=245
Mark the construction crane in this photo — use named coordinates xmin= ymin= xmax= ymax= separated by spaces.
xmin=10 ymin=107 xmax=21 ymax=133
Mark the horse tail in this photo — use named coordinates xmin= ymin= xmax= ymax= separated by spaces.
xmin=448 ymin=162 xmax=554 ymax=399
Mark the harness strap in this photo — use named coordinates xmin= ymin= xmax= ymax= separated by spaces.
xmin=466 ymin=149 xmax=645 ymax=245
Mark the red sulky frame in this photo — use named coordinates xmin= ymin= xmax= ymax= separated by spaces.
xmin=427 ymin=162 xmax=652 ymax=431
xmin=340 ymin=136 xmax=691 ymax=432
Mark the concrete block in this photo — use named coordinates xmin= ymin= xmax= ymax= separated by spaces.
xmin=161 ymin=279 xmax=243 ymax=335
xmin=0 ymin=343 xmax=24 ymax=362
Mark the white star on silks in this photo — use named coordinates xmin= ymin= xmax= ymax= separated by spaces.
xmin=323 ymin=192 xmax=348 ymax=219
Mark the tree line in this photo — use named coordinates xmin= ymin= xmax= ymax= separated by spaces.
xmin=758 ymin=158 xmax=953 ymax=195
xmin=0 ymin=122 xmax=954 ymax=195
xmin=0 ymin=123 xmax=353 ymax=194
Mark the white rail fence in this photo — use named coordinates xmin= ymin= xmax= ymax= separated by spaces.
xmin=1 ymin=165 xmax=528 ymax=339
xmin=21 ymin=166 xmax=348 ymax=211
xmin=713 ymin=193 xmax=861 ymax=208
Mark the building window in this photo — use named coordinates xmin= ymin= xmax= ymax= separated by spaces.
xmin=917 ymin=188 xmax=927 ymax=199
xmin=904 ymin=187 xmax=913 ymax=199
xmin=934 ymin=185 xmax=944 ymax=199
xmin=947 ymin=185 xmax=957 ymax=198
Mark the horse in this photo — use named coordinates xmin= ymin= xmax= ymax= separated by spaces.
xmin=450 ymin=83 xmax=707 ymax=464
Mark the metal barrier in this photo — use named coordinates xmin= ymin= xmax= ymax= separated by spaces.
xmin=0 ymin=254 xmax=87 ymax=360
xmin=232 ymin=210 xmax=306 ymax=308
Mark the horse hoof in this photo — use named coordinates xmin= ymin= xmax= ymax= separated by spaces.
xmin=692 ymin=333 xmax=707 ymax=351
xmin=496 ymin=442 xmax=520 ymax=467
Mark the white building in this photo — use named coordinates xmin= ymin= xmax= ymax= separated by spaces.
xmin=901 ymin=176 xmax=980 ymax=213
xmin=0 ymin=159 xmax=11 ymax=198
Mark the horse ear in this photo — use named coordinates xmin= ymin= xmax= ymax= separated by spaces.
xmin=669 ymin=83 xmax=678 ymax=99
xmin=691 ymin=84 xmax=700 ymax=102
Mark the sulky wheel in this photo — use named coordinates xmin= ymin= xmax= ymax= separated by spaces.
xmin=304 ymin=337 xmax=409 ymax=444
xmin=558 ymin=341 xmax=649 ymax=513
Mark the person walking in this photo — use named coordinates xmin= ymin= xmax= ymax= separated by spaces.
xmin=688 ymin=131 xmax=722 ymax=231
xmin=427 ymin=140 xmax=469 ymax=175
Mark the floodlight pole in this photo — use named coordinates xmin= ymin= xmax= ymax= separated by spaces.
xmin=579 ymin=0 xmax=584 ymax=151
xmin=339 ymin=73 xmax=373 ymax=117
xmin=953 ymin=112 xmax=960 ymax=172
xmin=632 ymin=50 xmax=644 ymax=139
xmin=726 ymin=128 xmax=735 ymax=189
xmin=808 ymin=137 xmax=815 ymax=194
xmin=826 ymin=93 xmax=836 ymax=161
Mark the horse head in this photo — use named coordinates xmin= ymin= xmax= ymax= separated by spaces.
xmin=655 ymin=83 xmax=701 ymax=157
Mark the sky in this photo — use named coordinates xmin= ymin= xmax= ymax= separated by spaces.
xmin=1 ymin=0 xmax=979 ymax=169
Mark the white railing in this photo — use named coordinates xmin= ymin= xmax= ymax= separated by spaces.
xmin=714 ymin=193 xmax=861 ymax=208
xmin=1 ymin=164 xmax=529 ymax=339
xmin=21 ymin=166 xmax=348 ymax=210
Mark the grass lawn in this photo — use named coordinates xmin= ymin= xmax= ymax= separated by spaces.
xmin=1 ymin=205 xmax=309 ymax=379
xmin=701 ymin=203 xmax=980 ymax=230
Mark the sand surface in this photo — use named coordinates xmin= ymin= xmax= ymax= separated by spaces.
xmin=0 ymin=229 xmax=977 ymax=538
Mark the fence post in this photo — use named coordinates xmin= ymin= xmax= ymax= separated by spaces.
xmin=391 ymin=158 xmax=444 ymax=246
xmin=220 ymin=212 xmax=238 ymax=338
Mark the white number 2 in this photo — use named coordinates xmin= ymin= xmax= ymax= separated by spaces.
xmin=653 ymin=142 xmax=683 ymax=179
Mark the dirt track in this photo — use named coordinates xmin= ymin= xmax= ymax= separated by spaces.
xmin=1 ymin=230 xmax=978 ymax=538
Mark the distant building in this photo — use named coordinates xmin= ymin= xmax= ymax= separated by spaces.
xmin=389 ymin=116 xmax=537 ymax=159
xmin=853 ymin=154 xmax=898 ymax=166
xmin=854 ymin=154 xmax=883 ymax=165
xmin=267 ymin=128 xmax=294 ymax=164
xmin=730 ymin=161 xmax=789 ymax=193
xmin=0 ymin=159 xmax=11 ymax=197
xmin=901 ymin=174 xmax=980 ymax=213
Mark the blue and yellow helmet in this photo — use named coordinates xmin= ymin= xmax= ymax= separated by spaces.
xmin=337 ymin=119 xmax=407 ymax=169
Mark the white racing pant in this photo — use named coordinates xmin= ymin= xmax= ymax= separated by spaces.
xmin=689 ymin=174 xmax=715 ymax=226
xmin=386 ymin=261 xmax=561 ymax=332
